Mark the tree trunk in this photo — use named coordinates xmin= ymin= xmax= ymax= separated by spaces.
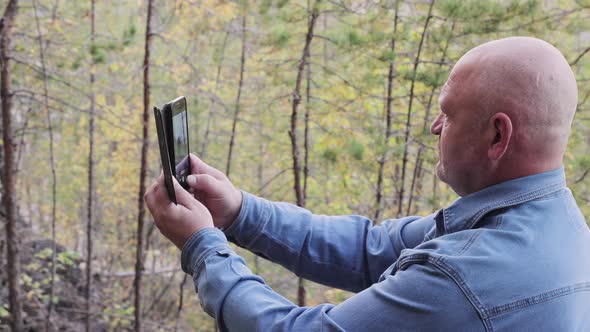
xmin=226 ymin=11 xmax=247 ymax=176
xmin=303 ymin=14 xmax=312 ymax=206
xmin=289 ymin=0 xmax=319 ymax=208
xmin=397 ymin=0 xmax=434 ymax=217
xmin=86 ymin=1 xmax=96 ymax=330
xmin=134 ymin=0 xmax=154 ymax=331
xmin=33 ymin=1 xmax=58 ymax=330
xmin=290 ymin=0 xmax=320 ymax=307
xmin=407 ymin=20 xmax=454 ymax=215
xmin=0 ymin=1 xmax=23 ymax=330
xmin=298 ymin=0 xmax=317 ymax=304
xmin=374 ymin=0 xmax=399 ymax=222
xmin=255 ymin=115 xmax=265 ymax=275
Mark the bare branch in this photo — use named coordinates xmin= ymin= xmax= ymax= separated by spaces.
xmin=570 ymin=46 xmax=590 ymax=66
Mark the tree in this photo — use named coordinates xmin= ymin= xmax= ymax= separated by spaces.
xmin=1 ymin=1 xmax=23 ymax=330
xmin=32 ymin=0 xmax=58 ymax=329
xmin=397 ymin=0 xmax=435 ymax=217
xmin=289 ymin=0 xmax=321 ymax=307
xmin=85 ymin=0 xmax=97 ymax=330
xmin=134 ymin=0 xmax=154 ymax=330
xmin=2 ymin=1 xmax=589 ymax=330
xmin=226 ymin=8 xmax=248 ymax=177
xmin=374 ymin=0 xmax=400 ymax=222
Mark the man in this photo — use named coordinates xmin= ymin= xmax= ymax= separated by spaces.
xmin=145 ymin=37 xmax=590 ymax=331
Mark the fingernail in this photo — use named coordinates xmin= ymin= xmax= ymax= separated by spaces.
xmin=187 ymin=175 xmax=196 ymax=186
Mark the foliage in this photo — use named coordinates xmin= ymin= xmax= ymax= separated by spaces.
xmin=3 ymin=0 xmax=589 ymax=330
xmin=102 ymin=303 xmax=135 ymax=330
xmin=0 ymin=304 xmax=8 ymax=319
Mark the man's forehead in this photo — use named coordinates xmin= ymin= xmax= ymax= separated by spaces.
xmin=440 ymin=75 xmax=454 ymax=95
xmin=439 ymin=71 xmax=458 ymax=107
xmin=439 ymin=55 xmax=480 ymax=106
xmin=445 ymin=70 xmax=459 ymax=90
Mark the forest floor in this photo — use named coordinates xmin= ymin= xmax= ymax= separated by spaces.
xmin=0 ymin=236 xmax=108 ymax=331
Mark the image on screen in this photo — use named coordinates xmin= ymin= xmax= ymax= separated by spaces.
xmin=172 ymin=110 xmax=189 ymax=179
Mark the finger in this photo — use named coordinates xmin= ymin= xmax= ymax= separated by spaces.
xmin=188 ymin=185 xmax=206 ymax=205
xmin=145 ymin=179 xmax=157 ymax=198
xmin=186 ymin=173 xmax=220 ymax=195
xmin=172 ymin=176 xmax=198 ymax=209
xmin=154 ymin=172 xmax=170 ymax=201
xmin=146 ymin=173 xmax=173 ymax=211
xmin=144 ymin=172 xmax=163 ymax=207
xmin=190 ymin=194 xmax=210 ymax=217
xmin=145 ymin=182 xmax=164 ymax=214
xmin=189 ymin=153 xmax=226 ymax=180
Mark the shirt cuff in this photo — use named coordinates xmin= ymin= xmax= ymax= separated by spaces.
xmin=222 ymin=191 xmax=271 ymax=248
xmin=181 ymin=228 xmax=232 ymax=276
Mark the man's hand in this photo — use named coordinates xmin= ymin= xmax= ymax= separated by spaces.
xmin=144 ymin=173 xmax=214 ymax=249
xmin=186 ymin=154 xmax=243 ymax=230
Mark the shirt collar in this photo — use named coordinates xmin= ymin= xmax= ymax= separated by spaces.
xmin=435 ymin=167 xmax=566 ymax=236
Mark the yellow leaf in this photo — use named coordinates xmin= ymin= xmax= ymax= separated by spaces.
xmin=96 ymin=94 xmax=106 ymax=107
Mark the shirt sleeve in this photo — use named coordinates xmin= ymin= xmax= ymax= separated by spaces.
xmin=223 ymin=191 xmax=435 ymax=292
xmin=181 ymin=228 xmax=484 ymax=332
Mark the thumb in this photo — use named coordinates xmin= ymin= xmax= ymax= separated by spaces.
xmin=172 ymin=176 xmax=198 ymax=209
xmin=186 ymin=174 xmax=221 ymax=195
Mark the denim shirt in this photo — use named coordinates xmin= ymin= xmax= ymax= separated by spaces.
xmin=181 ymin=168 xmax=590 ymax=331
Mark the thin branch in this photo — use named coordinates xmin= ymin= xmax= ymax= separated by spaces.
xmin=407 ymin=20 xmax=455 ymax=216
xmin=303 ymin=0 xmax=313 ymax=207
xmin=575 ymin=169 xmax=589 ymax=184
xmin=33 ymin=2 xmax=58 ymax=330
xmin=289 ymin=1 xmax=320 ymax=208
xmin=226 ymin=10 xmax=247 ymax=177
xmin=201 ymin=28 xmax=230 ymax=158
xmin=144 ymin=269 xmax=178 ymax=316
xmin=398 ymin=0 xmax=435 ymax=217
xmin=374 ymin=0 xmax=399 ymax=222
xmin=570 ymin=46 xmax=590 ymax=66
xmin=85 ymin=1 xmax=96 ymax=331
xmin=174 ymin=275 xmax=188 ymax=332
xmin=290 ymin=0 xmax=320 ymax=308
xmin=256 ymin=169 xmax=288 ymax=195
xmin=134 ymin=1 xmax=154 ymax=331
xmin=13 ymin=89 xmax=141 ymax=139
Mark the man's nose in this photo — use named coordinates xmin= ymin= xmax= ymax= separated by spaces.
xmin=430 ymin=112 xmax=443 ymax=135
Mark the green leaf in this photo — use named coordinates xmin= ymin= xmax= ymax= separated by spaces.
xmin=322 ymin=148 xmax=338 ymax=164
xmin=348 ymin=140 xmax=364 ymax=161
xmin=0 ymin=304 xmax=9 ymax=318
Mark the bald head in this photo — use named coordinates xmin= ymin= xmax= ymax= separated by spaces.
xmin=460 ymin=37 xmax=577 ymax=164
xmin=432 ymin=37 xmax=578 ymax=195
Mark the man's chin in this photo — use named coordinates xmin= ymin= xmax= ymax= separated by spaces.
xmin=435 ymin=162 xmax=446 ymax=183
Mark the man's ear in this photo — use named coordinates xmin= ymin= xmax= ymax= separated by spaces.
xmin=488 ymin=113 xmax=512 ymax=161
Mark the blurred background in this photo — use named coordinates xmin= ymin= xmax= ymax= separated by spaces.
xmin=0 ymin=0 xmax=588 ymax=330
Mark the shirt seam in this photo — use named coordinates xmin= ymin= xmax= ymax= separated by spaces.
xmin=454 ymin=229 xmax=483 ymax=256
xmin=181 ymin=228 xmax=223 ymax=275
xmin=436 ymin=257 xmax=494 ymax=332
xmin=223 ymin=190 xmax=252 ymax=237
xmin=399 ymin=254 xmax=494 ymax=332
xmin=463 ymin=181 xmax=564 ymax=231
xmin=484 ymin=282 xmax=590 ymax=318
xmin=193 ymin=244 xmax=233 ymax=278
xmin=243 ymin=197 xmax=272 ymax=248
